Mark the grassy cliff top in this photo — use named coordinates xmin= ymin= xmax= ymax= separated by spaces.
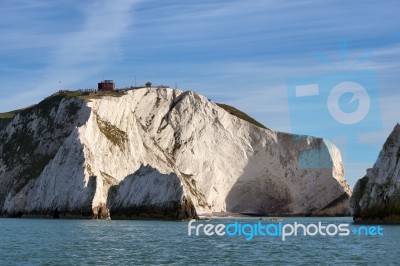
xmin=0 ymin=89 xmax=267 ymax=130
xmin=216 ymin=103 xmax=267 ymax=129
xmin=0 ymin=112 xmax=16 ymax=119
xmin=0 ymin=90 xmax=125 ymax=120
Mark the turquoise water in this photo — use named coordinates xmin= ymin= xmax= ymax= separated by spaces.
xmin=0 ymin=217 xmax=399 ymax=265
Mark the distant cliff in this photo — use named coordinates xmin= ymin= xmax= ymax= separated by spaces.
xmin=0 ymin=88 xmax=351 ymax=219
xmin=351 ymin=124 xmax=400 ymax=223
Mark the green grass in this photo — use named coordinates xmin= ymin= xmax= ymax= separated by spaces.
xmin=77 ymin=90 xmax=127 ymax=100
xmin=66 ymin=102 xmax=81 ymax=117
xmin=0 ymin=112 xmax=15 ymax=119
xmin=51 ymin=90 xmax=126 ymax=103
xmin=12 ymin=155 xmax=53 ymax=196
xmin=95 ymin=113 xmax=128 ymax=150
xmin=0 ymin=109 xmax=25 ymax=119
xmin=0 ymin=90 xmax=126 ymax=121
xmin=216 ymin=103 xmax=268 ymax=129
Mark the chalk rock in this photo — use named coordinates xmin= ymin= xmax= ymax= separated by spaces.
xmin=0 ymin=88 xmax=351 ymax=219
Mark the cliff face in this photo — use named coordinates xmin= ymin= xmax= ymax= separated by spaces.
xmin=0 ymin=88 xmax=351 ymax=219
xmin=351 ymin=124 xmax=400 ymax=223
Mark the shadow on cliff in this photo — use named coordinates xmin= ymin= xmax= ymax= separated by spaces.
xmin=106 ymin=164 xmax=197 ymax=220
xmin=22 ymin=130 xmax=98 ymax=219
xmin=225 ymin=162 xmax=293 ymax=216
xmin=225 ymin=132 xmax=295 ymax=216
xmin=225 ymin=132 xmax=349 ymax=216
xmin=1 ymin=99 xmax=97 ymax=218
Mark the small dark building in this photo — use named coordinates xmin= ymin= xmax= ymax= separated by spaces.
xmin=98 ymin=80 xmax=115 ymax=92
xmin=145 ymin=82 xmax=152 ymax=88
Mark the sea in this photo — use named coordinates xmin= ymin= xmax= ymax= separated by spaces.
xmin=0 ymin=217 xmax=398 ymax=265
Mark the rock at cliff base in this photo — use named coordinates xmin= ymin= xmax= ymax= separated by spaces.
xmin=351 ymin=124 xmax=400 ymax=224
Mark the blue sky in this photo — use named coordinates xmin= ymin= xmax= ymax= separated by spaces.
xmin=1 ymin=0 xmax=399 ymax=186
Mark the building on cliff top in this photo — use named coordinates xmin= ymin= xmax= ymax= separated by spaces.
xmin=98 ymin=80 xmax=115 ymax=92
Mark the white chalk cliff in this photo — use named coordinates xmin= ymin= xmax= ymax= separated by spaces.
xmin=0 ymin=88 xmax=351 ymax=219
xmin=351 ymin=124 xmax=400 ymax=223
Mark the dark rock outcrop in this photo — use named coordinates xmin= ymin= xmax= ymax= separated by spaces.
xmin=351 ymin=124 xmax=400 ymax=223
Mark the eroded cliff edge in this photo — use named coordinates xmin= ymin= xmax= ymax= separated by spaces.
xmin=0 ymin=88 xmax=351 ymax=219
xmin=351 ymin=124 xmax=400 ymax=223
